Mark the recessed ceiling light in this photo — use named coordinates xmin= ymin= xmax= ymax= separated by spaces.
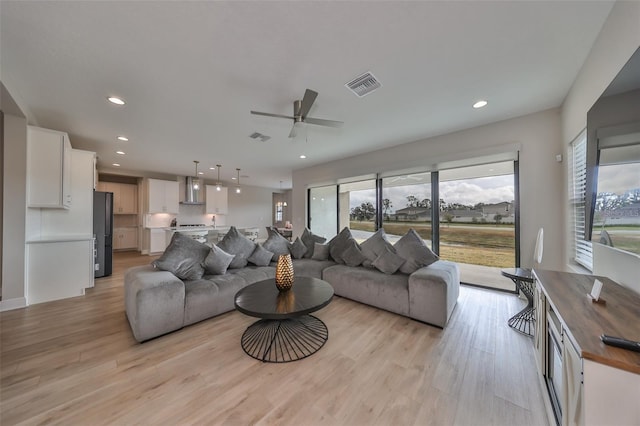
xmin=198 ymin=172 xmax=204 ymax=175
xmin=473 ymin=100 xmax=488 ymax=109
xmin=117 ymin=136 xmax=129 ymax=141
xmin=108 ymin=96 xmax=125 ymax=105
xmin=232 ymin=177 xmax=237 ymax=180
xmin=209 ymin=167 xmax=216 ymax=170
xmin=112 ymin=163 xmax=121 ymax=167
xmin=116 ymin=151 xmax=125 ymax=155
xmin=300 ymin=155 xmax=307 ymax=159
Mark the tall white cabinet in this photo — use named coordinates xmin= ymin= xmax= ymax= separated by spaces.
xmin=25 ymin=127 xmax=96 ymax=305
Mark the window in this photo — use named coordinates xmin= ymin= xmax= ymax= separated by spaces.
xmin=308 ymin=185 xmax=338 ymax=239
xmin=590 ymin=143 xmax=640 ymax=255
xmin=570 ymin=131 xmax=592 ymax=270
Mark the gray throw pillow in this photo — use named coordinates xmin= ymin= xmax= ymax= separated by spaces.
xmin=360 ymin=228 xmax=395 ymax=268
xmin=203 ymin=244 xmax=235 ymax=275
xmin=289 ymin=237 xmax=307 ymax=260
xmin=217 ymin=226 xmax=256 ymax=269
xmin=342 ymin=239 xmax=366 ymax=267
xmin=262 ymin=228 xmax=291 ymax=261
xmin=311 ymin=243 xmax=330 ymax=261
xmin=393 ymin=228 xmax=439 ymax=274
xmin=247 ymin=244 xmax=274 ymax=267
xmin=153 ymin=232 xmax=210 ymax=280
xmin=301 ymin=228 xmax=327 ymax=258
xmin=328 ymin=227 xmax=354 ymax=264
xmin=372 ymin=246 xmax=405 ymax=275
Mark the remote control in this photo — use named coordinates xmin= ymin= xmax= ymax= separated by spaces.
xmin=601 ymin=335 xmax=640 ymax=353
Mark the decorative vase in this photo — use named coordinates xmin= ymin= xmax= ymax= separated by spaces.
xmin=275 ymin=254 xmax=294 ymax=291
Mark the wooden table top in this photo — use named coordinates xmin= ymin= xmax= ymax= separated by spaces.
xmin=533 ymin=269 xmax=640 ymax=374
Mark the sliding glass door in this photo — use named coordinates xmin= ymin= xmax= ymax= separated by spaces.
xmin=381 ymin=172 xmax=433 ymax=248
xmin=438 ymin=161 xmax=516 ymax=290
xmin=339 ymin=179 xmax=377 ymax=242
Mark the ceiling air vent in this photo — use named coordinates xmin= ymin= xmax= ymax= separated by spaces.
xmin=345 ymin=71 xmax=381 ymax=97
xmin=249 ymin=132 xmax=271 ymax=142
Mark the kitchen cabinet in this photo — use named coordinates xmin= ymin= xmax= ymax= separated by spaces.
xmin=114 ymin=227 xmax=138 ymax=250
xmin=26 ymin=238 xmax=94 ymax=304
xmin=206 ymin=185 xmax=228 ymax=214
xmin=97 ymin=182 xmax=138 ymax=214
xmin=533 ymin=270 xmax=640 ymax=426
xmin=150 ymin=228 xmax=168 ymax=253
xmin=27 ymin=126 xmax=72 ymax=209
xmin=147 ymin=179 xmax=179 ymax=213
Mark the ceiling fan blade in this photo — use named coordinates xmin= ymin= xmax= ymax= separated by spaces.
xmin=288 ymin=123 xmax=298 ymax=139
xmin=299 ymin=89 xmax=318 ymax=118
xmin=304 ymin=117 xmax=344 ymax=128
xmin=250 ymin=111 xmax=295 ymax=120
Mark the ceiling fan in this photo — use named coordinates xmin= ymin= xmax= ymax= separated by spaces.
xmin=251 ymin=89 xmax=343 ymax=138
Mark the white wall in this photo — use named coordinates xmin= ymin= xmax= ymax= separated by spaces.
xmin=560 ymin=1 xmax=640 ymax=283
xmin=293 ymin=108 xmax=564 ymax=271
xmin=1 ymin=113 xmax=27 ymax=310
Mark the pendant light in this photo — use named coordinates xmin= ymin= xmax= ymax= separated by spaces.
xmin=192 ymin=160 xmax=200 ymax=190
xmin=215 ymin=164 xmax=222 ymax=191
xmin=235 ymin=168 xmax=241 ymax=194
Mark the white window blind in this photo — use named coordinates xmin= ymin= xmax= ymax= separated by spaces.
xmin=569 ymin=131 xmax=592 ymax=270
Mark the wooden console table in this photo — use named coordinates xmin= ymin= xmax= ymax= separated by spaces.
xmin=533 ymin=269 xmax=640 ymax=425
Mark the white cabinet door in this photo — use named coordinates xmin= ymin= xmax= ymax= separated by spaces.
xmin=206 ymin=185 xmax=228 ymax=214
xmin=148 ymin=179 xmax=179 ymax=213
xmin=27 ymin=126 xmax=72 ymax=208
xmin=27 ymin=240 xmax=93 ymax=304
xmin=150 ymin=229 xmax=168 ymax=253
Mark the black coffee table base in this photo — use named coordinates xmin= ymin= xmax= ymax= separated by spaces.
xmin=240 ymin=315 xmax=328 ymax=363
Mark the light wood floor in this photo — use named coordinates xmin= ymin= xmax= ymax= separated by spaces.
xmin=0 ymin=252 xmax=549 ymax=426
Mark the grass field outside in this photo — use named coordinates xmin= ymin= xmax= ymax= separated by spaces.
xmin=350 ymin=220 xmax=516 ymax=268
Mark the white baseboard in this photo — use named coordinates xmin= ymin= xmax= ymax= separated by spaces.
xmin=141 ymin=249 xmax=149 ymax=255
xmin=0 ymin=297 xmax=27 ymax=312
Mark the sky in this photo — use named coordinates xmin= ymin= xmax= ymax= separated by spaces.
xmin=597 ymin=163 xmax=639 ymax=195
xmin=349 ymin=175 xmax=515 ymax=213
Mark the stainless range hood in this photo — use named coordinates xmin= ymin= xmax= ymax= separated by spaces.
xmin=181 ymin=176 xmax=205 ymax=205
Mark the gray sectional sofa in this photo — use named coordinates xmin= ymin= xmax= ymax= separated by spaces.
xmin=124 ymin=227 xmax=460 ymax=342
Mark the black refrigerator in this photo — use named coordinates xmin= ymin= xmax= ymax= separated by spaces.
xmin=93 ymin=191 xmax=114 ymax=278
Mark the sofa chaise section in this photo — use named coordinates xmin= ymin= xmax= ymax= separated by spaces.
xmin=322 ymin=260 xmax=459 ymax=328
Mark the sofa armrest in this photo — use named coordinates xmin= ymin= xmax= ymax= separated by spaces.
xmin=408 ymin=260 xmax=460 ymax=327
xmin=124 ymin=265 xmax=186 ymax=342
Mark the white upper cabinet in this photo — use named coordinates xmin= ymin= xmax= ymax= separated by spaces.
xmin=147 ymin=179 xmax=179 ymax=213
xmin=206 ymin=185 xmax=228 ymax=214
xmin=27 ymin=126 xmax=72 ymax=208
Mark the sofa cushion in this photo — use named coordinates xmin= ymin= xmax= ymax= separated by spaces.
xmin=323 ymin=264 xmax=410 ymax=316
xmin=183 ymin=273 xmax=248 ymax=326
xmin=247 ymin=244 xmax=274 ymax=267
xmin=328 ymin=227 xmax=354 ymax=264
xmin=311 ymin=243 xmax=330 ymax=261
xmin=372 ymin=246 xmax=405 ymax=274
xmin=153 ymin=232 xmax=210 ymax=280
xmin=394 ymin=228 xmax=439 ymax=274
xmin=289 ymin=237 xmax=307 ymax=259
xmin=262 ymin=228 xmax=292 ymax=261
xmin=360 ymin=228 xmax=395 ymax=268
xmin=227 ymin=265 xmax=275 ymax=283
xmin=203 ymin=244 xmax=235 ymax=275
xmin=342 ymin=239 xmax=366 ymax=267
xmin=217 ymin=226 xmax=256 ymax=269
xmin=301 ymin=228 xmax=327 ymax=258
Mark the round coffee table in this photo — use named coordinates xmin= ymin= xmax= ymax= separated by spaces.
xmin=234 ymin=277 xmax=334 ymax=363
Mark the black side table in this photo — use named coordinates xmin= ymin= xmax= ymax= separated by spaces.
xmin=501 ymin=268 xmax=535 ymax=336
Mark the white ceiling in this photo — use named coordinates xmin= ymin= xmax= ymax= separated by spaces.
xmin=1 ymin=1 xmax=614 ymax=189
